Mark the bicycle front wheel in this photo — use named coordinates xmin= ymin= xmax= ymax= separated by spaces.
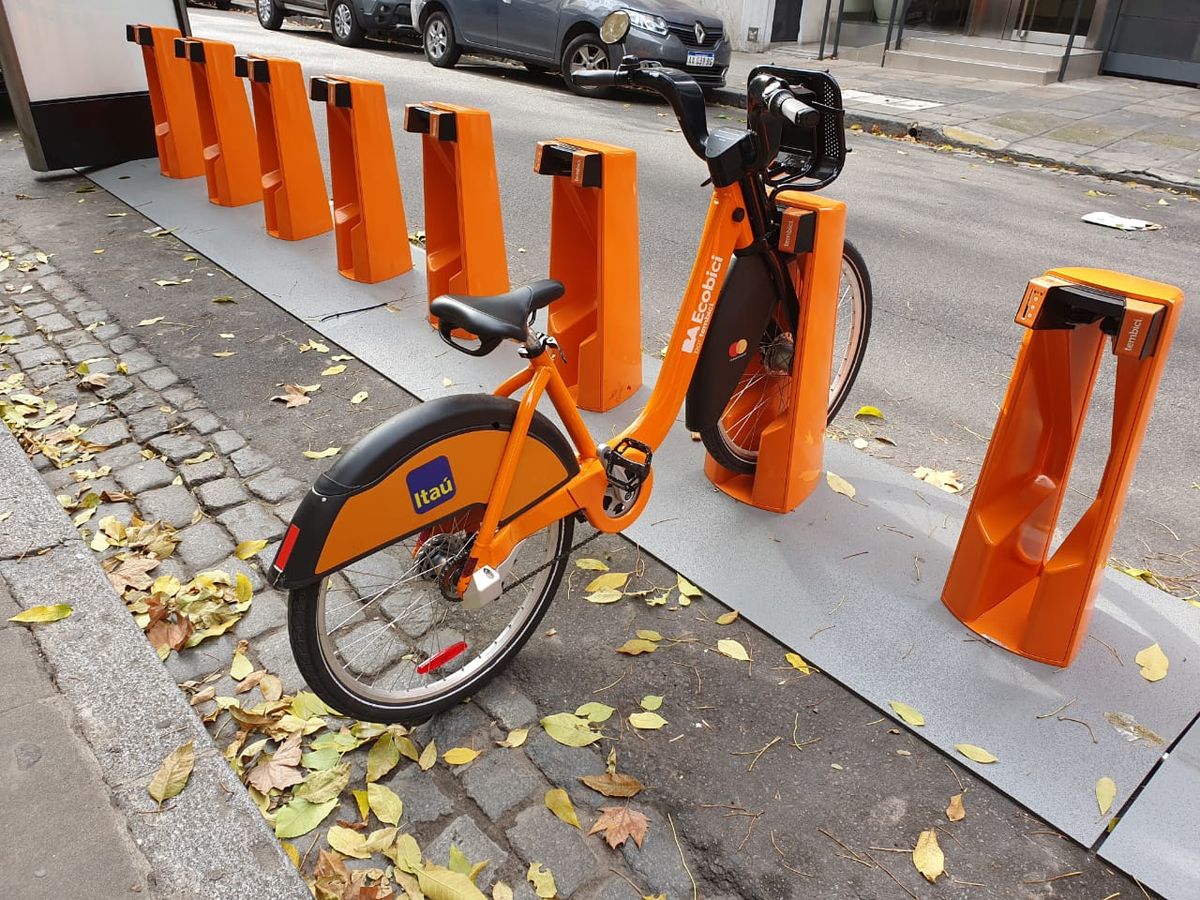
xmin=700 ymin=240 xmax=872 ymax=474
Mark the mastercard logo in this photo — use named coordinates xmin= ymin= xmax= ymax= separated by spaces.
xmin=728 ymin=339 xmax=748 ymax=358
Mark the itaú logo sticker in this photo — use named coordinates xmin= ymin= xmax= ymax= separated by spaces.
xmin=406 ymin=455 xmax=456 ymax=514
xmin=681 ymin=254 xmax=724 ymax=353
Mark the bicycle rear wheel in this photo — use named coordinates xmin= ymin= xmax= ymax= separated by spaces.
xmin=288 ymin=402 xmax=576 ymax=723
xmin=700 ymin=240 xmax=872 ymax=475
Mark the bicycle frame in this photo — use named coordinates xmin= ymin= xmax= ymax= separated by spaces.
xmin=460 ymin=181 xmax=754 ymax=584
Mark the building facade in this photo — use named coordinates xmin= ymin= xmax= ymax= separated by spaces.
xmin=698 ymin=0 xmax=1199 ymax=85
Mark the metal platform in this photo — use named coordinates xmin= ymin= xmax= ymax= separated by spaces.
xmin=89 ymin=158 xmax=1200 ymax=893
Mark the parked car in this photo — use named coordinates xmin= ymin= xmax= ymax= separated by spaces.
xmin=255 ymin=0 xmax=416 ymax=47
xmin=410 ymin=0 xmax=729 ymax=96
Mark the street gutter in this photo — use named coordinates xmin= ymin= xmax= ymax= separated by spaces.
xmin=709 ymin=86 xmax=1200 ymax=198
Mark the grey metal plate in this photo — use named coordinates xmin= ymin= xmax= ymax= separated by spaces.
xmin=1099 ymin=716 xmax=1200 ymax=898
xmin=89 ymin=159 xmax=1200 ymax=850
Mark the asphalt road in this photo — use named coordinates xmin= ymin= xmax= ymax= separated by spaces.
xmin=190 ymin=7 xmax=1199 ymax=592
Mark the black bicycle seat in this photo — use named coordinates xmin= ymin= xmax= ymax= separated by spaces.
xmin=430 ymin=280 xmax=565 ymax=344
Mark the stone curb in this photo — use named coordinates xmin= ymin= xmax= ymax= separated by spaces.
xmin=0 ymin=425 xmax=307 ymax=896
xmin=710 ymin=86 xmax=1200 ymax=197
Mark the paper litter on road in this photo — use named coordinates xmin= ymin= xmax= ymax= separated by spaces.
xmin=1082 ymin=211 xmax=1162 ymax=231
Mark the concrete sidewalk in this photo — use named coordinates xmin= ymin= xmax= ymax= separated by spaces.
xmin=718 ymin=49 xmax=1200 ymax=194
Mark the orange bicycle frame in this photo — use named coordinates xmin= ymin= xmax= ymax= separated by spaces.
xmin=460 ymin=182 xmax=754 ymax=584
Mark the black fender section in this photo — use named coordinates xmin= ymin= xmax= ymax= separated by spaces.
xmin=269 ymin=394 xmax=578 ymax=590
xmin=684 ymin=253 xmax=779 ymax=433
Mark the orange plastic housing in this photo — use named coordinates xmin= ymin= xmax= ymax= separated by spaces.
xmin=126 ymin=24 xmax=204 ymax=180
xmin=703 ymin=192 xmax=846 ymax=513
xmin=535 ymin=138 xmax=642 ymax=412
xmin=942 ymin=268 xmax=1183 ymax=666
xmin=175 ymin=37 xmax=261 ymax=207
xmin=235 ymin=55 xmax=332 ymax=241
xmin=311 ymin=75 xmax=413 ymax=283
xmin=404 ymin=102 xmax=509 ymax=325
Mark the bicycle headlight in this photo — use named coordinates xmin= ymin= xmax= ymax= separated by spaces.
xmin=625 ymin=9 xmax=669 ymax=36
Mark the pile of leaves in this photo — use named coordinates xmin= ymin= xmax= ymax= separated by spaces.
xmin=0 ymin=373 xmax=104 ymax=467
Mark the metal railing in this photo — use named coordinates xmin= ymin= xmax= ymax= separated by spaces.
xmin=1058 ymin=0 xmax=1087 ymax=82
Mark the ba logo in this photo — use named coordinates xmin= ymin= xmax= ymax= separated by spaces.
xmin=406 ymin=455 xmax=456 ymax=514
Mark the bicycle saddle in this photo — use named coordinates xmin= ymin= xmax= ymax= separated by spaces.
xmin=430 ymin=280 xmax=565 ymax=344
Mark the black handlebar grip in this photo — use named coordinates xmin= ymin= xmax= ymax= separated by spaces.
xmin=572 ymin=69 xmax=621 ymax=86
xmin=779 ymin=96 xmax=820 ymax=129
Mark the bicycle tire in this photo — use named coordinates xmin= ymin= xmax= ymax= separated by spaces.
xmin=700 ymin=239 xmax=872 ymax=475
xmin=288 ymin=400 xmax=575 ymax=723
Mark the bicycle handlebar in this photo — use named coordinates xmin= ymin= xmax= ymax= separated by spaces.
xmin=576 ymin=59 xmax=709 ymax=158
xmin=578 ymin=59 xmax=823 ymax=172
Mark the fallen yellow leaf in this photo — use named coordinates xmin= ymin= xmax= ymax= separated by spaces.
xmin=785 ymin=652 xmax=812 ymax=675
xmin=1135 ymin=642 xmax=1168 ymax=682
xmin=717 ymin=639 xmax=750 ymax=662
xmin=235 ymin=539 xmax=268 ymax=560
xmin=586 ymin=571 xmax=629 ymax=592
xmin=303 ymin=447 xmax=341 ymax=460
xmin=889 ymin=700 xmax=925 ymax=727
xmin=955 ymin=743 xmax=998 ymax=764
xmin=443 ymin=747 xmax=479 ymax=766
xmin=913 ymin=828 xmax=944 ymax=883
xmin=628 ymin=711 xmax=668 ymax=730
xmin=545 ymin=788 xmax=580 ymax=829
xmin=9 ymin=604 xmax=73 ymax=624
xmin=826 ymin=471 xmax=856 ymax=499
xmin=1096 ymin=776 xmax=1117 ymax=816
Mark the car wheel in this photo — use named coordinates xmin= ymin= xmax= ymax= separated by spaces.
xmin=424 ymin=11 xmax=461 ymax=68
xmin=561 ymin=33 xmax=613 ymax=98
xmin=256 ymin=0 xmax=284 ymax=30
xmin=330 ymin=1 xmax=365 ymax=46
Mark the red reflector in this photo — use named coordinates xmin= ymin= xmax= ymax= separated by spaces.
xmin=274 ymin=524 xmax=301 ymax=571
xmin=417 ymin=641 xmax=468 ymax=675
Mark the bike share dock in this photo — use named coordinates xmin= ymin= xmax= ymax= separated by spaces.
xmin=91 ymin=39 xmax=1200 ymax=896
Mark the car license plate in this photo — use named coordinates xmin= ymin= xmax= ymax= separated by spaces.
xmin=686 ymin=51 xmax=715 ymax=68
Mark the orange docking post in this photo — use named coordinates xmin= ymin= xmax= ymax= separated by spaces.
xmin=942 ymin=268 xmax=1183 ymax=666
xmin=404 ymin=102 xmax=509 ymax=326
xmin=311 ymin=75 xmax=412 ymax=283
xmin=126 ymin=24 xmax=204 ymax=180
xmin=703 ymin=193 xmax=846 ymax=514
xmin=175 ymin=37 xmax=261 ymax=207
xmin=235 ymin=55 xmax=332 ymax=241
xmin=533 ymin=139 xmax=641 ymax=412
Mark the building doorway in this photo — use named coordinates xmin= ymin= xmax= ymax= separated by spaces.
xmin=771 ymin=0 xmax=803 ymax=41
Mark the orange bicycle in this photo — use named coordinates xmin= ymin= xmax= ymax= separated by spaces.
xmin=271 ymin=35 xmax=870 ymax=721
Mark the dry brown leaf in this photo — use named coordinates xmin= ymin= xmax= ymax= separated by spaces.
xmin=946 ymin=793 xmax=965 ymax=822
xmin=588 ymin=805 xmax=649 ymax=849
xmin=580 ymin=772 xmax=644 ymax=799
xmin=246 ymin=732 xmax=305 ymax=793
